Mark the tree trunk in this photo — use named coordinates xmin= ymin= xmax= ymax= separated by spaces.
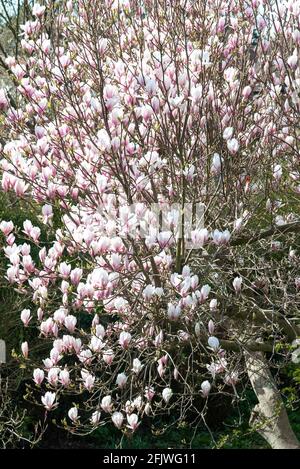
xmin=245 ymin=351 xmax=300 ymax=449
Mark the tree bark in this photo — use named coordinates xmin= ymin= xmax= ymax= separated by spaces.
xmin=245 ymin=351 xmax=300 ymax=449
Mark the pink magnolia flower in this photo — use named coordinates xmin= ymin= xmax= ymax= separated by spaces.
xmin=191 ymin=228 xmax=209 ymax=248
xmin=32 ymin=3 xmax=46 ymax=17
xmin=208 ymin=336 xmax=220 ymax=351
xmin=242 ymin=85 xmax=252 ymax=99
xmin=33 ymin=368 xmax=45 ymax=385
xmin=41 ymin=392 xmax=56 ymax=411
xmin=32 ymin=227 xmax=41 ymax=242
xmin=232 ymin=277 xmax=243 ymax=294
xmin=224 ymin=371 xmax=239 ymax=386
xmin=21 ymin=309 xmax=32 ymax=326
xmin=91 ymin=410 xmax=101 ymax=425
xmin=59 ymin=369 xmax=71 ymax=387
xmin=287 ymin=53 xmax=298 ymax=70
xmin=23 ymin=255 xmax=35 ymax=273
xmin=197 ymin=284 xmax=211 ymax=303
xmin=162 ymin=387 xmax=173 ymax=403
xmin=0 ymin=220 xmax=14 ymax=236
xmin=0 ymin=89 xmax=9 ymax=110
xmin=227 ymin=138 xmax=239 ymax=154
xmin=103 ymin=349 xmax=115 ymax=365
xmin=211 ymin=153 xmax=222 ymax=175
xmin=112 ymin=411 xmax=124 ymax=429
xmin=59 ymin=262 xmax=71 ymax=279
xmin=84 ymin=374 xmax=95 ymax=391
xmin=21 ymin=341 xmax=29 ymax=358
xmin=208 ymin=320 xmax=215 ymax=335
xmin=132 ymin=358 xmax=143 ymax=374
xmin=98 ymin=38 xmax=108 ymax=55
xmin=223 ymin=127 xmax=234 ymax=140
xmin=212 ymin=229 xmax=231 ymax=246
xmin=201 ymin=380 xmax=211 ymax=397
xmin=116 ymin=372 xmax=127 ymax=388
xmin=167 ymin=303 xmax=181 ymax=321
xmin=70 ymin=268 xmax=83 ymax=285
xmin=119 ymin=331 xmax=131 ymax=349
xmin=64 ymin=315 xmax=77 ymax=333
xmin=68 ymin=406 xmax=79 ymax=423
xmin=14 ymin=179 xmax=28 ymax=197
xmin=144 ymin=386 xmax=155 ymax=401
xmin=195 ymin=322 xmax=201 ymax=337
xmin=101 ymin=395 xmax=113 ymax=413
xmin=157 ymin=231 xmax=174 ymax=249
xmin=47 ymin=367 xmax=59 ymax=386
xmin=127 ymin=413 xmax=139 ymax=431
xmin=42 ymin=204 xmax=53 ymax=224
xmin=154 ymin=330 xmax=163 ymax=347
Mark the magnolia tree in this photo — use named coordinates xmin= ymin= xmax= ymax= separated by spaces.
xmin=0 ymin=0 xmax=300 ymax=449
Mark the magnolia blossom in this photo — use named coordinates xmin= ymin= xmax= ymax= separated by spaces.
xmin=208 ymin=320 xmax=215 ymax=335
xmin=212 ymin=229 xmax=231 ymax=245
xmin=59 ymin=262 xmax=71 ymax=279
xmin=119 ymin=331 xmax=131 ymax=349
xmin=0 ymin=88 xmax=9 ymax=110
xmin=167 ymin=303 xmax=181 ymax=321
xmin=132 ymin=358 xmax=143 ymax=374
xmin=91 ymin=410 xmax=101 ymax=425
xmin=47 ymin=368 xmax=59 ymax=386
xmin=211 ymin=153 xmax=222 ymax=175
xmin=32 ymin=3 xmax=46 ymax=17
xmin=191 ymin=228 xmax=208 ymax=248
xmin=227 ymin=138 xmax=239 ymax=154
xmin=103 ymin=349 xmax=115 ymax=365
xmin=64 ymin=315 xmax=77 ymax=333
xmin=59 ymin=369 xmax=70 ymax=387
xmin=84 ymin=374 xmax=95 ymax=391
xmin=20 ymin=309 xmax=32 ymax=326
xmin=144 ymin=387 xmax=155 ymax=401
xmin=197 ymin=284 xmax=211 ymax=303
xmin=210 ymin=299 xmax=218 ymax=311
xmin=33 ymin=368 xmax=45 ymax=385
xmin=41 ymin=392 xmax=56 ymax=411
xmin=287 ymin=53 xmax=298 ymax=70
xmin=42 ymin=204 xmax=53 ymax=224
xmin=21 ymin=341 xmax=29 ymax=358
xmin=112 ymin=412 xmax=124 ymax=429
xmin=70 ymin=268 xmax=83 ymax=285
xmin=208 ymin=336 xmax=220 ymax=351
xmin=68 ymin=406 xmax=79 ymax=423
xmin=201 ymin=380 xmax=211 ymax=397
xmin=232 ymin=277 xmax=243 ymax=294
xmin=242 ymin=85 xmax=252 ymax=99
xmin=273 ymin=164 xmax=282 ymax=182
xmin=162 ymin=387 xmax=173 ymax=404
xmin=101 ymin=395 xmax=113 ymax=413
xmin=223 ymin=127 xmax=234 ymax=140
xmin=0 ymin=220 xmax=14 ymax=236
xmin=127 ymin=413 xmax=139 ymax=431
xmin=224 ymin=371 xmax=239 ymax=386
xmin=116 ymin=372 xmax=128 ymax=388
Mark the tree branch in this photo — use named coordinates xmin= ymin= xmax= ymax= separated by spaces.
xmin=232 ymin=221 xmax=300 ymax=246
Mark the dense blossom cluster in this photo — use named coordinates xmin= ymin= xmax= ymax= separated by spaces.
xmin=0 ymin=0 xmax=300 ymax=433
